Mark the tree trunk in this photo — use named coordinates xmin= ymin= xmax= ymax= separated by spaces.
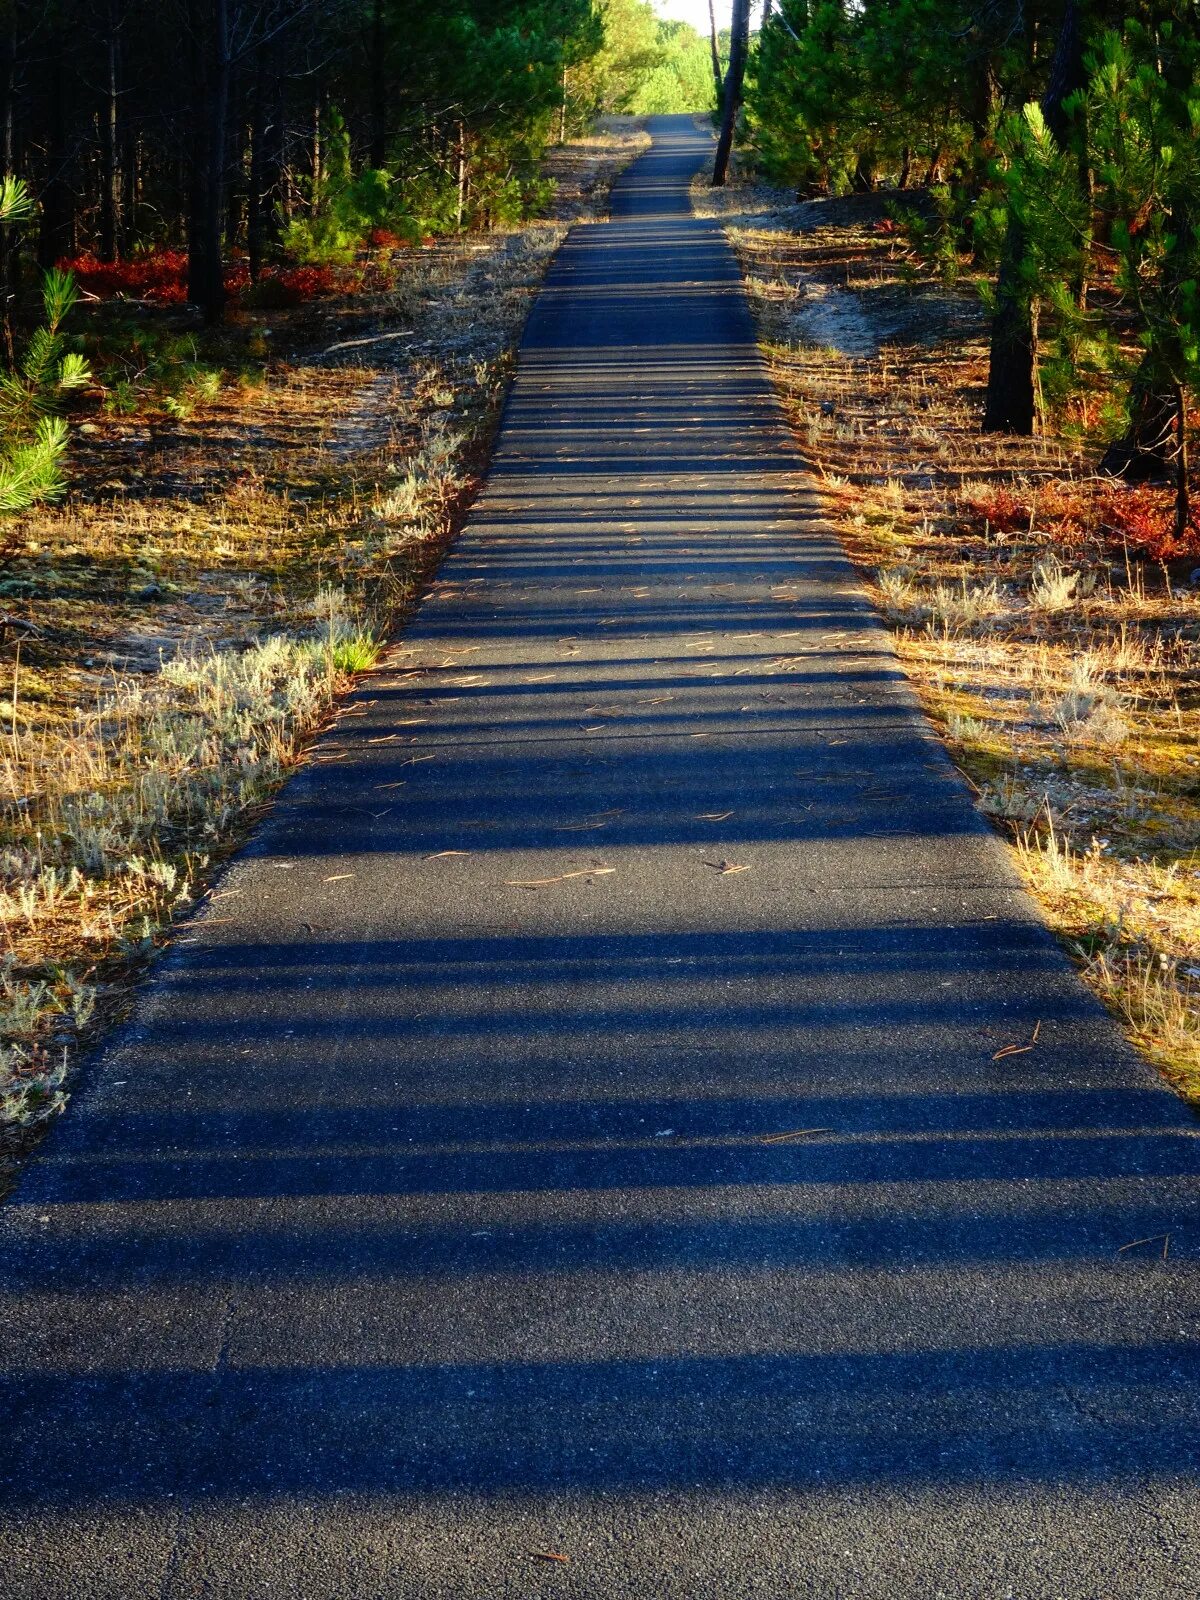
xmin=309 ymin=92 xmax=324 ymax=214
xmin=455 ymin=121 xmax=466 ymax=230
xmin=983 ymin=0 xmax=1083 ymax=434
xmin=0 ymin=2 xmax=17 ymax=366
xmin=201 ymin=0 xmax=230 ymax=322
xmin=852 ymin=153 xmax=875 ymax=193
xmin=1038 ymin=1 xmax=1083 ymax=146
xmin=121 ymin=128 xmax=138 ymax=253
xmin=964 ymin=55 xmax=997 ymax=202
xmin=707 ymin=0 xmax=723 ymax=110
xmin=37 ymin=27 xmax=73 ymax=270
xmin=226 ymin=121 xmax=247 ymax=252
xmin=1099 ymin=372 xmax=1179 ymax=479
xmin=247 ymin=42 xmax=268 ymax=282
xmin=983 ymin=241 xmax=1038 ymax=435
xmin=187 ymin=0 xmax=229 ymax=323
xmin=1173 ymin=382 xmax=1189 ymax=541
xmin=0 ymin=3 xmax=15 ymax=178
xmin=368 ymin=0 xmax=386 ymax=168
xmin=99 ymin=28 xmax=120 ymax=263
xmin=712 ymin=0 xmax=751 ymax=186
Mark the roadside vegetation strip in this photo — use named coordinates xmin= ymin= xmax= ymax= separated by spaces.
xmin=695 ymin=169 xmax=1200 ymax=1100
xmin=0 ymin=123 xmax=649 ymax=1182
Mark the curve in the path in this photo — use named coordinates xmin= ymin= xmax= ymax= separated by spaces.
xmin=2 ymin=115 xmax=1199 ymax=1600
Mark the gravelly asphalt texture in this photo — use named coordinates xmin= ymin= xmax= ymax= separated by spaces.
xmin=3 ymin=116 xmax=1199 ymax=1600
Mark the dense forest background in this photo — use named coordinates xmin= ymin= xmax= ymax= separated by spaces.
xmin=0 ymin=0 xmax=710 ymax=508
xmin=0 ymin=0 xmax=709 ymax=322
xmin=744 ymin=0 xmax=1199 ymax=540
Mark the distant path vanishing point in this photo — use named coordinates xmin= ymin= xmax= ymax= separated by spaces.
xmin=3 ymin=114 xmax=1199 ymax=1600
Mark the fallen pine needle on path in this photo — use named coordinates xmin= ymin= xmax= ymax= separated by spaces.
xmin=760 ymin=1128 xmax=834 ymax=1144
xmin=1117 ymin=1233 xmax=1171 ymax=1259
xmin=993 ymin=1020 xmax=1042 ymax=1061
xmin=505 ymin=866 xmax=616 ymax=887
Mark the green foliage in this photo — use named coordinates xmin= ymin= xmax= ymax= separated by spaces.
xmin=575 ymin=0 xmax=663 ymax=116
xmin=283 ymin=112 xmax=418 ymax=263
xmin=0 ymin=269 xmax=91 ymax=435
xmin=568 ymin=0 xmax=711 ymax=121
xmin=378 ymin=0 xmax=600 ymax=227
xmin=891 ymin=185 xmax=971 ymax=284
xmin=1039 ymin=278 xmax=1119 ymax=425
xmin=330 ymin=632 xmax=380 ymax=674
xmin=85 ymin=321 xmax=230 ymax=420
xmin=747 ymin=0 xmax=975 ymax=194
xmin=0 ymin=266 xmax=91 ymax=515
xmin=747 ymin=1 xmax=861 ymax=192
xmin=0 ymin=176 xmax=35 ymax=228
xmin=1086 ymin=23 xmax=1200 ymax=405
xmin=0 ymin=417 xmax=70 ymax=514
xmin=987 ymin=97 xmax=1095 ymax=421
xmin=997 ymin=102 xmax=1089 ymax=299
xmin=979 ymin=18 xmax=1200 ymax=440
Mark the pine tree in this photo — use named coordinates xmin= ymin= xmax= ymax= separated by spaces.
xmin=1089 ymin=19 xmax=1199 ymax=536
xmin=983 ymin=0 xmax=1087 ymax=434
xmin=0 ymin=181 xmax=90 ymax=514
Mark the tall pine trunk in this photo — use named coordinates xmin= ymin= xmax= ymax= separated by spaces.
xmin=201 ymin=0 xmax=230 ymax=322
xmin=1172 ymin=382 xmax=1189 ymax=540
xmin=310 ymin=93 xmax=322 ymax=215
xmin=983 ymin=260 xmax=1038 ymax=435
xmin=99 ymin=28 xmax=120 ymax=263
xmin=121 ymin=128 xmax=138 ymax=253
xmin=187 ymin=0 xmax=230 ymax=323
xmin=965 ymin=55 xmax=997 ymax=204
xmin=38 ymin=26 xmax=73 ymax=270
xmin=712 ymin=0 xmax=751 ymax=186
xmin=247 ymin=41 xmax=269 ymax=282
xmin=368 ymin=0 xmax=386 ymax=168
xmin=707 ymin=0 xmax=723 ymax=110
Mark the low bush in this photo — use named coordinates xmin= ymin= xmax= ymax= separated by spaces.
xmin=239 ymin=265 xmax=337 ymax=309
xmin=60 ymin=250 xmax=338 ymax=310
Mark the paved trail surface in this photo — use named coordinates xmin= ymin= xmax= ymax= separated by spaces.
xmin=3 ymin=116 xmax=1199 ymax=1599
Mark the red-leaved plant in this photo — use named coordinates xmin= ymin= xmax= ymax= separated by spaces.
xmin=60 ymin=251 xmax=337 ymax=309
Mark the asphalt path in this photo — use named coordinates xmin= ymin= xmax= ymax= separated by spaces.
xmin=3 ymin=115 xmax=1199 ymax=1599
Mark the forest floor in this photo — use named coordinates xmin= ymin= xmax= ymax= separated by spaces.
xmin=694 ymin=166 xmax=1200 ymax=1102
xmin=0 ymin=119 xmax=649 ymax=1187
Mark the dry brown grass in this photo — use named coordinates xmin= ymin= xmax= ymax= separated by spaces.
xmin=697 ymin=163 xmax=1200 ymax=1101
xmin=0 ymin=120 xmax=648 ymax=1176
